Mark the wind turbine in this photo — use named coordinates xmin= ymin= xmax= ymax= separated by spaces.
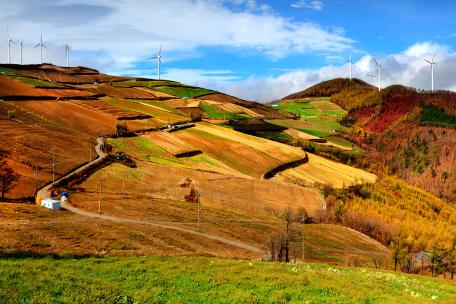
xmin=424 ymin=54 xmax=436 ymax=93
xmin=373 ymin=58 xmax=383 ymax=91
xmin=6 ymin=28 xmax=16 ymax=64
xmin=33 ymin=34 xmax=48 ymax=64
xmin=20 ymin=40 xmax=24 ymax=65
xmin=147 ymin=43 xmax=163 ymax=80
xmin=65 ymin=44 xmax=70 ymax=67
xmin=345 ymin=52 xmax=353 ymax=81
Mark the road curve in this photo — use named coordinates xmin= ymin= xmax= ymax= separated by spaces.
xmin=37 ymin=137 xmax=107 ymax=199
xmin=37 ymin=136 xmax=264 ymax=255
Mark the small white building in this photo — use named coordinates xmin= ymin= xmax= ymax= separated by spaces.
xmin=41 ymin=199 xmax=60 ymax=210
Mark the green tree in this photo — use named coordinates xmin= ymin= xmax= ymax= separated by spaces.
xmin=390 ymin=234 xmax=409 ymax=272
xmin=446 ymin=236 xmax=456 ymax=279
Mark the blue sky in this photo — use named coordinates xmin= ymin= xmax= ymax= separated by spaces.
xmin=2 ymin=0 xmax=456 ymax=101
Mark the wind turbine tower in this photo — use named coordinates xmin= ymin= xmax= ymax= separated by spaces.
xmin=6 ymin=28 xmax=16 ymax=64
xmin=373 ymin=58 xmax=383 ymax=91
xmin=345 ymin=52 xmax=353 ymax=81
xmin=33 ymin=34 xmax=48 ymax=64
xmin=65 ymin=44 xmax=70 ymax=67
xmin=147 ymin=43 xmax=163 ymax=80
xmin=424 ymin=55 xmax=436 ymax=93
xmin=20 ymin=40 xmax=24 ymax=65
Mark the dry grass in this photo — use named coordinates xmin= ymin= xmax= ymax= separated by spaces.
xmin=273 ymin=153 xmax=377 ymax=188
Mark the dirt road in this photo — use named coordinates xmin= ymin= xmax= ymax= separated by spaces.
xmin=61 ymin=200 xmax=264 ymax=255
xmin=37 ymin=137 xmax=265 ymax=255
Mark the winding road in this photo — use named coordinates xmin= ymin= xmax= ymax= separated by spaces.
xmin=37 ymin=137 xmax=264 ymax=255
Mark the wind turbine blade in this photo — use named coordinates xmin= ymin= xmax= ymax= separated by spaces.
xmin=147 ymin=56 xmax=158 ymax=60
xmin=33 ymin=44 xmax=40 ymax=49
xmin=42 ymin=44 xmax=48 ymax=49
xmin=159 ymin=42 xmax=162 ymax=55
xmin=6 ymin=27 xmax=10 ymax=39
xmin=373 ymin=58 xmax=379 ymax=67
xmin=424 ymin=59 xmax=431 ymax=64
xmin=432 ymin=53 xmax=436 ymax=62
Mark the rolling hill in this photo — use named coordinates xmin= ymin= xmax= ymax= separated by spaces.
xmin=284 ymin=80 xmax=456 ymax=203
xmin=2 ymin=64 xmax=456 ymax=296
xmin=282 ymin=78 xmax=375 ymax=100
xmin=0 ymin=64 xmax=386 ymax=267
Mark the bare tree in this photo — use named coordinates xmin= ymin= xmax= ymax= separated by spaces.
xmin=0 ymin=159 xmax=18 ymax=201
xmin=371 ymin=255 xmax=386 ymax=269
xmin=284 ymin=207 xmax=295 ymax=263
xmin=180 ymin=178 xmax=201 ymax=229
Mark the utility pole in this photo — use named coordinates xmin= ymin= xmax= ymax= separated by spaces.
xmin=197 ymin=190 xmax=201 ymax=231
xmin=98 ymin=178 xmax=103 ymax=213
xmin=35 ymin=165 xmax=39 ymax=193
xmin=301 ymin=224 xmax=305 ymax=262
xmin=52 ymin=155 xmax=56 ymax=183
xmin=122 ymin=176 xmax=125 ymax=196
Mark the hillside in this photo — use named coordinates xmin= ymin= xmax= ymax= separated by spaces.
xmin=1 ymin=256 xmax=455 ymax=304
xmin=340 ymin=86 xmax=456 ymax=202
xmin=3 ymin=64 xmax=456 ymax=287
xmin=0 ymin=64 xmax=389 ymax=268
xmin=282 ymin=78 xmax=375 ymax=100
xmin=283 ymin=81 xmax=456 ymax=202
xmin=0 ymin=64 xmax=287 ymax=199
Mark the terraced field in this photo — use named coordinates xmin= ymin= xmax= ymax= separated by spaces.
xmin=273 ymin=153 xmax=377 ymax=188
xmin=153 ymin=86 xmax=214 ymax=98
xmin=102 ymin=97 xmax=188 ymax=127
xmin=199 ymin=101 xmax=246 ymax=120
xmin=171 ymin=123 xmax=306 ymax=177
xmin=269 ymin=98 xmax=347 ymax=137
xmin=203 ymin=100 xmax=262 ymax=117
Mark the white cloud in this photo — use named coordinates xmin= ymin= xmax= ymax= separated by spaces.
xmin=0 ymin=0 xmax=349 ymax=69
xmin=291 ymin=0 xmax=323 ymax=10
xmin=403 ymin=41 xmax=448 ymax=57
xmin=224 ymin=42 xmax=456 ymax=102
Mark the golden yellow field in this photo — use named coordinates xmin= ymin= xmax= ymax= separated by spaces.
xmin=284 ymin=129 xmax=353 ymax=151
xmin=203 ymin=100 xmax=262 ymax=117
xmin=272 ymin=153 xmax=377 ymax=188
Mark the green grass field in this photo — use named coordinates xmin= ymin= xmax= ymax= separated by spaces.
xmin=13 ymin=76 xmax=62 ymax=87
xmin=132 ymin=100 xmax=185 ymax=115
xmin=153 ymin=86 xmax=214 ymax=99
xmin=112 ymin=79 xmax=183 ymax=88
xmin=0 ymin=66 xmax=18 ymax=76
xmin=199 ymin=102 xmax=245 ymax=120
xmin=0 ymin=256 xmax=454 ymax=304
xmin=254 ymin=131 xmax=293 ymax=142
xmin=272 ymin=98 xmax=348 ymax=137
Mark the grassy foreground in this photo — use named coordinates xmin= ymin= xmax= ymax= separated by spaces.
xmin=0 ymin=256 xmax=454 ymax=303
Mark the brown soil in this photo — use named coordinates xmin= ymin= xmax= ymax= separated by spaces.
xmin=0 ymin=76 xmax=96 ymax=99
xmin=82 ymin=84 xmax=158 ymax=99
